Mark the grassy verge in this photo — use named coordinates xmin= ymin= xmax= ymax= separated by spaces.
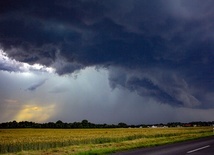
xmin=1 ymin=127 xmax=213 ymax=155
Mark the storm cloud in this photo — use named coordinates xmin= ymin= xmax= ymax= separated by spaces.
xmin=0 ymin=0 xmax=214 ymax=110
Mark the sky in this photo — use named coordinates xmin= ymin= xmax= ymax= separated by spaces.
xmin=0 ymin=0 xmax=214 ymax=124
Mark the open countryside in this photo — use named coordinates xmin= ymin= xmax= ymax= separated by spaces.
xmin=0 ymin=121 xmax=213 ymax=154
xmin=1 ymin=1 xmax=214 ymax=154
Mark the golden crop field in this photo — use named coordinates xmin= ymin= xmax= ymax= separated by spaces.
xmin=0 ymin=127 xmax=213 ymax=154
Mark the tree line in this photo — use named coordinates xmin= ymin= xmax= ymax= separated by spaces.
xmin=0 ymin=120 xmax=213 ymax=129
xmin=0 ymin=120 xmax=128 ymax=129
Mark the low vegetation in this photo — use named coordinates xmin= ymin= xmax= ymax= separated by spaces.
xmin=0 ymin=127 xmax=213 ymax=154
xmin=1 ymin=120 xmax=214 ymax=129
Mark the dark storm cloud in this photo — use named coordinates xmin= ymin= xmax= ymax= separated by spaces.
xmin=0 ymin=0 xmax=214 ymax=108
xmin=127 ymin=77 xmax=182 ymax=106
xmin=108 ymin=67 xmax=201 ymax=108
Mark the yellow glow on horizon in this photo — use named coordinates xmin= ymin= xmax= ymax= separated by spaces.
xmin=14 ymin=104 xmax=55 ymax=123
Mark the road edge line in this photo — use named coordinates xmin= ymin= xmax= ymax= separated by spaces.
xmin=187 ymin=145 xmax=210 ymax=154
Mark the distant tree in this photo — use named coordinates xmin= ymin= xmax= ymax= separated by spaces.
xmin=118 ymin=122 xmax=127 ymax=128
xmin=11 ymin=120 xmax=18 ymax=128
xmin=81 ymin=120 xmax=89 ymax=128
xmin=56 ymin=120 xmax=64 ymax=128
xmin=47 ymin=122 xmax=55 ymax=128
xmin=82 ymin=119 xmax=88 ymax=124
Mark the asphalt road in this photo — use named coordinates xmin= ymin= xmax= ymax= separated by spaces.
xmin=111 ymin=136 xmax=214 ymax=155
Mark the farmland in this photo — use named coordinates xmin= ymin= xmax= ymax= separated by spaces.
xmin=0 ymin=127 xmax=213 ymax=154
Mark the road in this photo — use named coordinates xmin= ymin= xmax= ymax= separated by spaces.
xmin=111 ymin=136 xmax=214 ymax=155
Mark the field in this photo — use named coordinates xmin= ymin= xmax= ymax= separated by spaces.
xmin=0 ymin=127 xmax=213 ymax=154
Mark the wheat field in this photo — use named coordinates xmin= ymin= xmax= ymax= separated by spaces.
xmin=0 ymin=127 xmax=213 ymax=154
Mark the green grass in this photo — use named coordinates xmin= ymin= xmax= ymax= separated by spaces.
xmin=1 ymin=127 xmax=213 ymax=154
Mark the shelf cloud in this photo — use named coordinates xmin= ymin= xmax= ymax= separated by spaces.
xmin=0 ymin=0 xmax=214 ymax=123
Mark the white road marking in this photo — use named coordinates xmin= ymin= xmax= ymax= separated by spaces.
xmin=187 ymin=145 xmax=210 ymax=154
